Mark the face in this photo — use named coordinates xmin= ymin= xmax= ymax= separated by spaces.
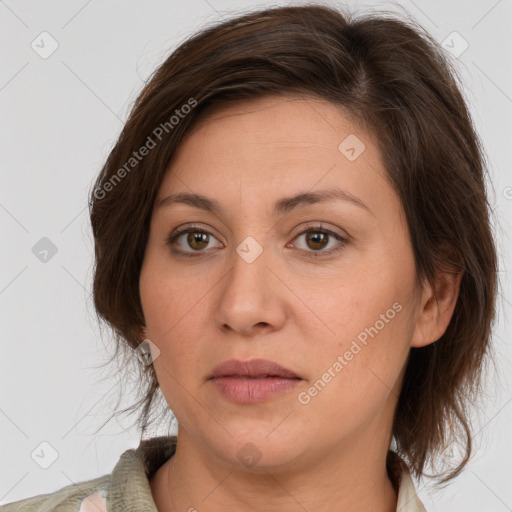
xmin=139 ymin=94 xmax=423 ymax=470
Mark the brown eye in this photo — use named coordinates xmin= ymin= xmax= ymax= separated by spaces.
xmin=291 ymin=224 xmax=348 ymax=257
xmin=167 ymin=225 xmax=223 ymax=256
xmin=186 ymin=231 xmax=210 ymax=251
xmin=304 ymin=231 xmax=329 ymax=251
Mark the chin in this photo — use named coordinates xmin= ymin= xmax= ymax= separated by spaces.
xmin=206 ymin=425 xmax=310 ymax=472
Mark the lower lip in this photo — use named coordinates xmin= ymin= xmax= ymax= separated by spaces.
xmin=210 ymin=376 xmax=301 ymax=404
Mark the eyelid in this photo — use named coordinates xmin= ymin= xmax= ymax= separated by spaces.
xmin=167 ymin=222 xmax=349 ymax=257
xmin=288 ymin=223 xmax=349 ymax=257
xmin=291 ymin=221 xmax=346 ymax=240
xmin=167 ymin=223 xmax=224 ymax=250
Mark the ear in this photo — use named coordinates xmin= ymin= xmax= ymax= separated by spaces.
xmin=410 ymin=269 xmax=464 ymax=348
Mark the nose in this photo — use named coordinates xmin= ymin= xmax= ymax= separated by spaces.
xmin=214 ymin=242 xmax=287 ymax=337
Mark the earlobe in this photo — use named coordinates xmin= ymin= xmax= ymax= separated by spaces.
xmin=410 ymin=269 xmax=464 ymax=348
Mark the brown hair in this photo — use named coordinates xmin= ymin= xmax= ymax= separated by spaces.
xmin=89 ymin=4 xmax=498 ymax=484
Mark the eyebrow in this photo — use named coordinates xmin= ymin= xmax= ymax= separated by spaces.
xmin=157 ymin=187 xmax=372 ymax=216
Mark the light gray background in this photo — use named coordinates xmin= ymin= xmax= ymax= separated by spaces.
xmin=1 ymin=0 xmax=511 ymax=510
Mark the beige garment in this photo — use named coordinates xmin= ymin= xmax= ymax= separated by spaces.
xmin=1 ymin=436 xmax=426 ymax=511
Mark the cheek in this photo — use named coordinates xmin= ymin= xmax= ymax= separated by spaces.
xmin=140 ymin=247 xmax=207 ymax=337
xmin=302 ymin=267 xmax=405 ymax=353
xmin=139 ymin=261 xmax=205 ymax=415
xmin=296 ymin=258 xmax=414 ymax=410
xmin=139 ymin=252 xmax=214 ymax=383
xmin=296 ymin=303 xmax=412 ymax=442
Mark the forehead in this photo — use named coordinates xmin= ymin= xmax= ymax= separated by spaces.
xmin=158 ymin=94 xmax=394 ymax=216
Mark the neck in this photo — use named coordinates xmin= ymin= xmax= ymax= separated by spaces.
xmin=150 ymin=430 xmax=398 ymax=512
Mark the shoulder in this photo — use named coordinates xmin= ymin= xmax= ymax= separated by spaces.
xmin=1 ymin=436 xmax=177 ymax=512
xmin=0 ymin=474 xmax=110 ymax=512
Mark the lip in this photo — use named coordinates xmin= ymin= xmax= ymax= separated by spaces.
xmin=210 ymin=358 xmax=300 ymax=379
xmin=209 ymin=359 xmax=302 ymax=404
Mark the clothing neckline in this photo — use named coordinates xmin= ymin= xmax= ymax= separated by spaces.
xmin=107 ymin=435 xmax=426 ymax=512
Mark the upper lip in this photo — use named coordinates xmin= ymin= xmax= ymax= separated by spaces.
xmin=209 ymin=359 xmax=301 ymax=379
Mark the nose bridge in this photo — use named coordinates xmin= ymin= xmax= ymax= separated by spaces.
xmin=227 ymin=233 xmax=271 ymax=300
xmin=214 ymin=232 xmax=286 ymax=334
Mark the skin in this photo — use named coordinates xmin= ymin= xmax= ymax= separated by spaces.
xmin=139 ymin=94 xmax=462 ymax=512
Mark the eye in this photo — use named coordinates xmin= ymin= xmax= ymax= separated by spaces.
xmin=167 ymin=222 xmax=348 ymax=258
xmin=167 ymin=224 xmax=223 ymax=256
xmin=289 ymin=223 xmax=348 ymax=257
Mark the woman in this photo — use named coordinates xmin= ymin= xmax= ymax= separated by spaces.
xmin=2 ymin=4 xmax=498 ymax=512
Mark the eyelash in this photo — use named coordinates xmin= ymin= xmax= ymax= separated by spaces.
xmin=166 ymin=223 xmax=348 ymax=259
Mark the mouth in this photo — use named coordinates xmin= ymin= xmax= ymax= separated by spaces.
xmin=209 ymin=358 xmax=301 ymax=380
xmin=208 ymin=359 xmax=302 ymax=404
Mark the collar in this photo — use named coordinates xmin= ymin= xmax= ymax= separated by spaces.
xmin=105 ymin=436 xmax=426 ymax=512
